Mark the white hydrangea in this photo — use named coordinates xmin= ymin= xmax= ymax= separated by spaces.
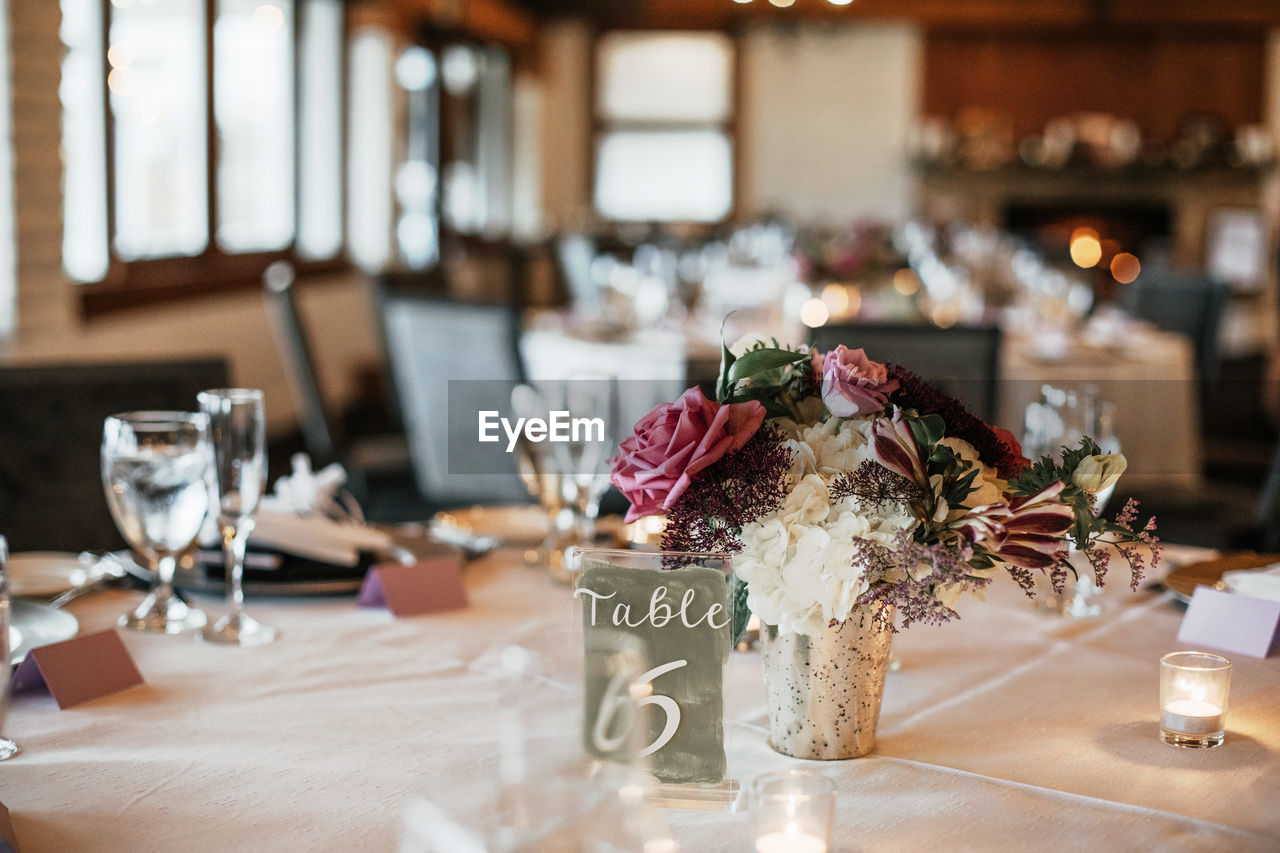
xmin=735 ymin=415 xmax=919 ymax=636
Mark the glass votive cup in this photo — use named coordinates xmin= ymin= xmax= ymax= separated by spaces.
xmin=751 ymin=770 xmax=834 ymax=853
xmin=1159 ymin=651 xmax=1231 ymax=748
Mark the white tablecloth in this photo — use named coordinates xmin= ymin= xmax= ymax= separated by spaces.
xmin=5 ymin=545 xmax=1279 ymax=852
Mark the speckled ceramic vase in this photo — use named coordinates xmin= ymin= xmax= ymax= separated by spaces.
xmin=760 ymin=602 xmax=894 ymax=760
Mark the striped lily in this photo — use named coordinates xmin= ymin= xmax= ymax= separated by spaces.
xmin=870 ymin=408 xmax=928 ymax=487
xmin=996 ymin=481 xmax=1076 ymax=570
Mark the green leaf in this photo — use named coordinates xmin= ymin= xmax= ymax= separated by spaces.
xmin=716 ymin=314 xmax=737 ymax=403
xmin=726 ymin=348 xmax=807 ymax=384
xmin=730 ymin=574 xmax=752 ymax=646
xmin=908 ymin=413 xmax=946 ymax=449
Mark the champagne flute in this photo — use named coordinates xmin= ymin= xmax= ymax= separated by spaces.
xmin=199 ymin=389 xmax=275 ymax=646
xmin=101 ymin=412 xmax=211 ymax=633
xmin=0 ymin=535 xmax=19 ymax=760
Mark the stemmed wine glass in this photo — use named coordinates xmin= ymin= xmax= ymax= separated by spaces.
xmin=199 ymin=389 xmax=275 ymax=646
xmin=0 ymin=535 xmax=19 ymax=760
xmin=101 ymin=411 xmax=211 ymax=633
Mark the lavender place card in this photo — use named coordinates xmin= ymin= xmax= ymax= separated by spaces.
xmin=0 ymin=800 xmax=18 ymax=852
xmin=357 ymin=558 xmax=468 ymax=617
xmin=10 ymin=629 xmax=144 ymax=709
xmin=1177 ymin=586 xmax=1280 ymax=659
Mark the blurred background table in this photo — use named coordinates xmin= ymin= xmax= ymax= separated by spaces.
xmin=1000 ymin=327 xmax=1202 ymax=488
xmin=4 ymin=545 xmax=1277 ymax=852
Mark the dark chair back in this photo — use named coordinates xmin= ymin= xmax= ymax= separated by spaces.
xmin=1120 ymin=270 xmax=1228 ymax=382
xmin=810 ymin=323 xmax=1003 ymax=421
xmin=0 ymin=358 xmax=230 ymax=551
xmin=263 ymin=261 xmax=339 ymax=466
xmin=376 ymin=284 xmax=529 ymax=507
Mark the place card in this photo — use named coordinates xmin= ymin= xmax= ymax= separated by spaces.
xmin=10 ymin=629 xmax=144 ymax=709
xmin=0 ymin=800 xmax=19 ymax=853
xmin=1177 ymin=586 xmax=1280 ymax=659
xmin=357 ymin=557 xmax=468 ymax=617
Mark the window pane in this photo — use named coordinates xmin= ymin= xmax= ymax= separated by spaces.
xmin=595 ymin=131 xmax=732 ymax=222
xmin=214 ymin=0 xmax=295 ymax=252
xmin=348 ymin=28 xmax=394 ymax=271
xmin=597 ymin=32 xmax=733 ymax=122
xmin=109 ymin=0 xmax=208 ymax=259
xmin=394 ymin=46 xmax=439 ymax=269
xmin=297 ymin=0 xmax=343 ymax=260
xmin=475 ymin=48 xmax=512 ymax=236
xmin=60 ymin=0 xmax=109 ymax=283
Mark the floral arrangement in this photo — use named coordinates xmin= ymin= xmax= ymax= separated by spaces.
xmin=609 ymin=337 xmax=1160 ymax=637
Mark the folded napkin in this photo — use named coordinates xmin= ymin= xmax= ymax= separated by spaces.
xmin=249 ymin=511 xmax=393 ymax=567
xmin=1222 ymin=564 xmax=1280 ymax=603
xmin=261 ymin=453 xmax=365 ymax=522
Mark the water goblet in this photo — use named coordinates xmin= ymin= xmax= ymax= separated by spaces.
xmin=199 ymin=389 xmax=275 ymax=646
xmin=0 ymin=535 xmax=19 ymax=759
xmin=101 ymin=412 xmax=211 ymax=633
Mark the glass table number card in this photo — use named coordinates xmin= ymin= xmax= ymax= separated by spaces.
xmin=570 ymin=547 xmax=739 ymax=809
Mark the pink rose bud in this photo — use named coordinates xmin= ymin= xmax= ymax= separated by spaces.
xmin=820 ymin=345 xmax=899 ymax=417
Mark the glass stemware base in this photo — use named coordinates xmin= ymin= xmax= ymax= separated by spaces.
xmin=201 ymin=611 xmax=276 ymax=647
xmin=119 ymin=593 xmax=207 ymax=633
xmin=0 ymin=737 xmax=18 ymax=761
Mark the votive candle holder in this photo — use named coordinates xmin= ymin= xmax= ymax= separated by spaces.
xmin=1159 ymin=651 xmax=1231 ymax=748
xmin=751 ymin=770 xmax=834 ymax=853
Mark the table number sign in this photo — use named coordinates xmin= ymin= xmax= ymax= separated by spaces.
xmin=573 ymin=549 xmax=734 ymax=795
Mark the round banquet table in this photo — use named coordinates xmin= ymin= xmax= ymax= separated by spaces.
xmin=4 ymin=545 xmax=1278 ymax=852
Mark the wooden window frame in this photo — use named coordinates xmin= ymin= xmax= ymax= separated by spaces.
xmin=78 ymin=0 xmax=351 ymax=318
xmin=589 ymin=27 xmax=742 ymax=227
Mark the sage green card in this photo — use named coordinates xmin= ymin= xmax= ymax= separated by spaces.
xmin=579 ymin=558 xmax=731 ymax=785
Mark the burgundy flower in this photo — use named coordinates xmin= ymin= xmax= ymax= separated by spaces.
xmin=821 ymin=345 xmax=898 ymax=417
xmin=609 ymin=387 xmax=765 ymax=523
xmin=870 ymin=408 xmax=927 ymax=487
xmin=886 ymin=364 xmax=1029 ymax=479
xmin=995 ymin=482 xmax=1075 ymax=570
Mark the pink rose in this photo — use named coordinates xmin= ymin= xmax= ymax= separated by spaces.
xmin=821 ymin=345 xmax=898 ymax=417
xmin=609 ymin=387 xmax=766 ymax=523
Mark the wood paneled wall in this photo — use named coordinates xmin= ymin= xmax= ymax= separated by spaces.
xmin=923 ymin=32 xmax=1266 ymax=140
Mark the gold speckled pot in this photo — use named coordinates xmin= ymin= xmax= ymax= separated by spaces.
xmin=760 ymin=602 xmax=894 ymax=759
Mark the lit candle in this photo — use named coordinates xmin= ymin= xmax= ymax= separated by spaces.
xmin=1161 ymin=696 xmax=1223 ymax=735
xmin=751 ymin=771 xmax=834 ymax=853
xmin=755 ymin=822 xmax=828 ymax=853
xmin=1158 ymin=652 xmax=1231 ymax=748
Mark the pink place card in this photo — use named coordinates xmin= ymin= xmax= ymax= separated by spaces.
xmin=357 ymin=557 xmax=468 ymax=617
xmin=1177 ymin=586 xmax=1280 ymax=659
xmin=0 ymin=800 xmax=18 ymax=852
xmin=10 ymin=629 xmax=144 ymax=709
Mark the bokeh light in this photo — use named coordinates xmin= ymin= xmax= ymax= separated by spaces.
xmin=893 ymin=268 xmax=920 ymax=296
xmin=820 ymin=283 xmax=849 ymax=315
xmin=800 ymin=298 xmax=830 ymax=328
xmin=1069 ymin=232 xmax=1102 ymax=268
xmin=1110 ymin=252 xmax=1141 ymax=284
